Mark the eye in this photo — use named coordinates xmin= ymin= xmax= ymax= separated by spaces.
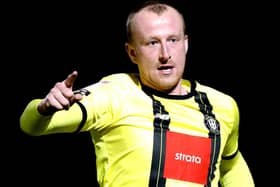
xmin=168 ymin=38 xmax=177 ymax=43
xmin=148 ymin=40 xmax=159 ymax=46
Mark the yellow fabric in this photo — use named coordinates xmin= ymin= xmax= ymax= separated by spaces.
xmin=20 ymin=73 xmax=254 ymax=187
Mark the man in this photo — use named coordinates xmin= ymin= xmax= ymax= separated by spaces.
xmin=20 ymin=1 xmax=255 ymax=186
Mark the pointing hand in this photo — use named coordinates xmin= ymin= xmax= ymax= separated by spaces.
xmin=38 ymin=71 xmax=83 ymax=115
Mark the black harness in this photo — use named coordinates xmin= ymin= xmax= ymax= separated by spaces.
xmin=73 ymin=80 xmax=221 ymax=187
xmin=144 ymin=81 xmax=221 ymax=187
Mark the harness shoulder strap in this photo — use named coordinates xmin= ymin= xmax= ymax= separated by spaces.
xmin=148 ymin=94 xmax=170 ymax=187
xmin=194 ymin=90 xmax=221 ymax=187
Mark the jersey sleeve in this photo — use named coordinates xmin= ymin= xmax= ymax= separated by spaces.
xmin=221 ymin=96 xmax=240 ymax=158
xmin=220 ymin=151 xmax=255 ymax=186
xmin=20 ymin=98 xmax=84 ymax=135
xmin=219 ymin=97 xmax=255 ymax=186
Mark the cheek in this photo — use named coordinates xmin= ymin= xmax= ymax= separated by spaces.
xmin=176 ymin=58 xmax=186 ymax=73
xmin=138 ymin=54 xmax=155 ymax=68
xmin=139 ymin=62 xmax=153 ymax=73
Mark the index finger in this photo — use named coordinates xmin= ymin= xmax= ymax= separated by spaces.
xmin=64 ymin=71 xmax=78 ymax=88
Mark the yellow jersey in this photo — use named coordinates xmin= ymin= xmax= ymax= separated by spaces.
xmin=20 ymin=73 xmax=254 ymax=187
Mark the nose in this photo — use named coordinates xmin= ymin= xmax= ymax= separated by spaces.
xmin=159 ymin=45 xmax=171 ymax=63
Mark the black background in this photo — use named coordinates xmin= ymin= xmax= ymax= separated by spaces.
xmin=4 ymin=0 xmax=273 ymax=186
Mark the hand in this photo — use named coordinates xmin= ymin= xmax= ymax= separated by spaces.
xmin=38 ymin=71 xmax=83 ymax=115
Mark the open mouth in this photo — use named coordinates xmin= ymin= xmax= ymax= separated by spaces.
xmin=158 ymin=65 xmax=174 ymax=74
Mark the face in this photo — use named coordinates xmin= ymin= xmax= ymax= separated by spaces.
xmin=126 ymin=6 xmax=188 ymax=94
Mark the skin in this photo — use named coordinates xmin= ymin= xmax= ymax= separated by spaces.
xmin=125 ymin=5 xmax=188 ymax=95
xmin=38 ymin=71 xmax=83 ymax=115
xmin=38 ymin=5 xmax=189 ymax=115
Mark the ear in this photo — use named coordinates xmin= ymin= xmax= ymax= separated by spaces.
xmin=125 ymin=42 xmax=137 ymax=64
xmin=184 ymin=35 xmax=189 ymax=54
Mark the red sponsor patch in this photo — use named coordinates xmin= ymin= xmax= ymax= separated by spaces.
xmin=163 ymin=131 xmax=211 ymax=185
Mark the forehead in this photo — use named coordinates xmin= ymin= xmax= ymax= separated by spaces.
xmin=131 ymin=6 xmax=184 ymax=34
xmin=133 ymin=6 xmax=182 ymax=24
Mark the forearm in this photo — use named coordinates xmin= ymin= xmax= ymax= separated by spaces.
xmin=20 ymin=99 xmax=83 ymax=136
xmin=220 ymin=151 xmax=255 ymax=187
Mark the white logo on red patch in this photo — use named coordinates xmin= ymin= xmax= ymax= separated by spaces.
xmin=164 ymin=131 xmax=211 ymax=185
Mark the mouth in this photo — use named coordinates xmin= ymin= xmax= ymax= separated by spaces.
xmin=158 ymin=65 xmax=174 ymax=74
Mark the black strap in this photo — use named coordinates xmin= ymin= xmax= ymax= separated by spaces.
xmin=194 ymin=91 xmax=221 ymax=187
xmin=148 ymin=95 xmax=170 ymax=187
xmin=143 ymin=80 xmax=221 ymax=187
xmin=75 ymin=83 xmax=219 ymax=185
xmin=222 ymin=149 xmax=239 ymax=160
xmin=73 ymin=88 xmax=91 ymax=133
xmin=73 ymin=101 xmax=88 ymax=133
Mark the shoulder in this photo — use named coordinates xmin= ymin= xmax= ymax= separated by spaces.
xmin=195 ymin=81 xmax=235 ymax=101
xmin=194 ymin=81 xmax=240 ymax=131
xmin=100 ymin=73 xmax=140 ymax=84
xmin=194 ymin=80 xmax=239 ymax=114
xmin=84 ymin=73 xmax=140 ymax=92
